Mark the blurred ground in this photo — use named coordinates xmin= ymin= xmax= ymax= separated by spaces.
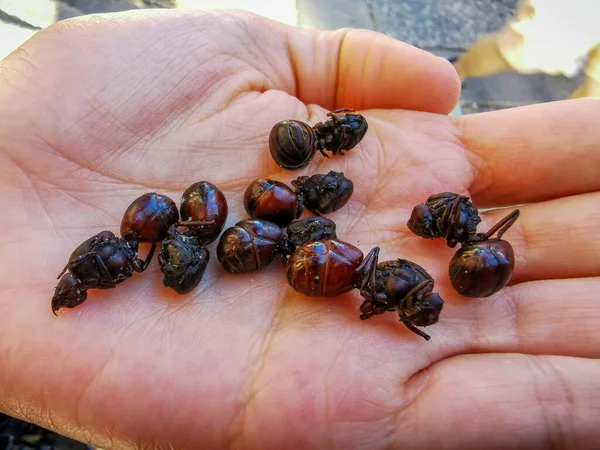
xmin=0 ymin=0 xmax=585 ymax=113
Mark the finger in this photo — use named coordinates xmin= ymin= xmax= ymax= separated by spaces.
xmin=459 ymin=277 xmax=600 ymax=358
xmin=284 ymin=27 xmax=461 ymax=113
xmin=43 ymin=9 xmax=459 ymax=115
xmin=451 ymin=99 xmax=600 ymax=207
xmin=477 ymin=192 xmax=600 ymax=284
xmin=405 ymin=353 xmax=600 ymax=449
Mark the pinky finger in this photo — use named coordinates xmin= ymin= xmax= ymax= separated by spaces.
xmin=403 ymin=353 xmax=600 ymax=449
xmin=449 ymin=277 xmax=600 ymax=358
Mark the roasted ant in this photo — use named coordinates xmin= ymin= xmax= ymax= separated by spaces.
xmin=52 ymin=231 xmax=155 ymax=314
xmin=286 ymin=240 xmax=443 ymax=340
xmin=358 ymin=259 xmax=444 ymax=341
xmin=244 ymin=172 xmax=353 ymax=226
xmin=408 ymin=192 xmax=520 ymax=298
xmin=269 ymin=109 xmax=368 ymax=170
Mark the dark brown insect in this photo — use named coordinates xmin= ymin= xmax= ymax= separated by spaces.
xmin=359 ymin=259 xmax=444 ymax=341
xmin=52 ymin=231 xmax=155 ymax=314
xmin=292 ymin=171 xmax=353 ymax=215
xmin=449 ymin=209 xmax=519 ymax=298
xmin=158 ymin=225 xmax=210 ymax=294
xmin=279 ymin=217 xmax=337 ymax=258
xmin=407 ymin=192 xmax=481 ymax=248
xmin=120 ymin=193 xmax=179 ymax=243
xmin=286 ymin=240 xmax=442 ymax=340
xmin=180 ymin=181 xmax=228 ymax=245
xmin=269 ymin=109 xmax=368 ymax=170
xmin=244 ymin=178 xmax=303 ymax=226
xmin=217 ymin=220 xmax=282 ymax=273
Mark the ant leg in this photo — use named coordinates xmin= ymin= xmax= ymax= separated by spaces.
xmin=400 ymin=319 xmax=431 ymax=341
xmin=133 ymin=243 xmax=157 ymax=272
xmin=360 ymin=306 xmax=388 ymax=321
xmin=177 ymin=220 xmax=215 ymax=227
xmin=482 ymin=209 xmax=520 ymax=240
xmin=422 ymin=195 xmax=452 ymax=238
xmin=427 ymin=194 xmax=454 ymax=211
xmin=356 ymin=248 xmax=380 ymax=318
xmin=89 ymin=254 xmax=114 ymax=282
xmin=313 ymin=123 xmax=327 ymax=135
xmin=328 ymin=108 xmax=355 ymax=116
xmin=57 ymin=261 xmax=76 ymax=279
xmin=444 ymin=196 xmax=464 ymax=247
xmin=401 ymin=279 xmax=433 ymax=312
xmin=57 ymin=252 xmax=107 ymax=279
xmin=355 ymin=247 xmax=380 ymax=293
xmin=95 ymin=280 xmax=118 ymax=289
xmin=359 ymin=278 xmax=375 ymax=320
xmin=57 ymin=253 xmax=93 ymax=278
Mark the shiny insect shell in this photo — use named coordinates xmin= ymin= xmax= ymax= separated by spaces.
xmin=180 ymin=181 xmax=228 ymax=245
xmin=120 ymin=192 xmax=179 ymax=243
xmin=285 ymin=239 xmax=367 ymax=297
xmin=217 ymin=219 xmax=282 ymax=273
xmin=244 ymin=178 xmax=302 ymax=226
xmin=269 ymin=120 xmax=317 ymax=170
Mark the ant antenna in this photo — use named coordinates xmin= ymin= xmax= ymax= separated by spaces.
xmin=482 ymin=209 xmax=520 ymax=240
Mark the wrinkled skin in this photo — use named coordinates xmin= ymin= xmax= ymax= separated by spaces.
xmin=1 ymin=10 xmax=599 ymax=450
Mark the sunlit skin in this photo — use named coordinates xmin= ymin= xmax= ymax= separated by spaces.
xmin=1 ymin=9 xmax=599 ymax=450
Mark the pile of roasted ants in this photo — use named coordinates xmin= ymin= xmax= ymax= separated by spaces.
xmin=52 ymin=109 xmax=519 ymax=341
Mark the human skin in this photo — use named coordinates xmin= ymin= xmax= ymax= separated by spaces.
xmin=0 ymin=9 xmax=599 ymax=450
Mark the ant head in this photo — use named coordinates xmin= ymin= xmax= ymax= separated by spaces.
xmin=407 ymin=203 xmax=435 ymax=238
xmin=52 ymin=273 xmax=88 ymax=315
xmin=348 ymin=114 xmax=368 ymax=143
xmin=407 ymin=292 xmax=444 ymax=327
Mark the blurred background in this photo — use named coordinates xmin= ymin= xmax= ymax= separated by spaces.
xmin=1 ymin=0 xmax=598 ymax=448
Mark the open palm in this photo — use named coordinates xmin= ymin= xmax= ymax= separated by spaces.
xmin=1 ymin=10 xmax=599 ymax=450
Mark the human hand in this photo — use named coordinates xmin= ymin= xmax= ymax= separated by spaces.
xmin=0 ymin=9 xmax=598 ymax=449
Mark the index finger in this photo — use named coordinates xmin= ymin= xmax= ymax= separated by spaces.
xmin=284 ymin=26 xmax=461 ymax=113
